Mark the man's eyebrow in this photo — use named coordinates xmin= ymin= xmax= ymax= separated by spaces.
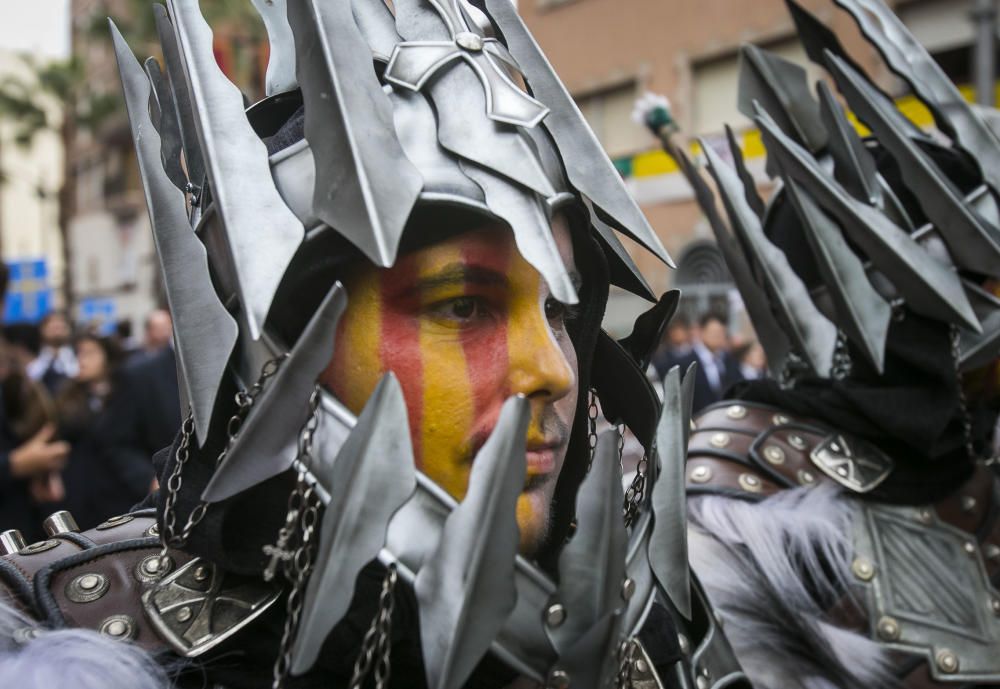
xmin=414 ymin=264 xmax=509 ymax=290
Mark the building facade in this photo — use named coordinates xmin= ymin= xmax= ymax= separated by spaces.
xmin=519 ymin=0 xmax=995 ymax=333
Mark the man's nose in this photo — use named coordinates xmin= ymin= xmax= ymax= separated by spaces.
xmin=507 ymin=306 xmax=575 ymax=403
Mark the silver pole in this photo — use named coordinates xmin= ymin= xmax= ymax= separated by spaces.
xmin=973 ymin=0 xmax=997 ymax=106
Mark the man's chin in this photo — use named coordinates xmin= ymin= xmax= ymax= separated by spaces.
xmin=515 ymin=488 xmax=553 ymax=557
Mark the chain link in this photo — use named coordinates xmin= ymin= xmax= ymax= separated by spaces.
xmin=348 ymin=564 xmax=398 ymax=689
xmin=616 ymin=637 xmax=637 ymax=688
xmin=158 ymin=353 xmax=290 ymax=569
xmin=586 ymin=389 xmax=599 ymax=472
xmin=269 ymin=386 xmax=325 ymax=689
xmin=950 ymin=325 xmax=978 ymax=463
xmin=830 ymin=331 xmax=853 ymax=381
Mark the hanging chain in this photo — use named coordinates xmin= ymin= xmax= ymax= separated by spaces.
xmin=348 ymin=564 xmax=399 ymax=689
xmin=950 ymin=325 xmax=978 ymax=463
xmin=271 ymin=386 xmax=324 ymax=689
xmin=623 ymin=430 xmax=648 ymax=530
xmin=830 ymin=331 xmax=853 ymax=381
xmin=616 ymin=637 xmax=637 ymax=688
xmin=586 ymin=389 xmax=599 ymax=472
xmin=158 ymin=353 xmax=289 ymax=569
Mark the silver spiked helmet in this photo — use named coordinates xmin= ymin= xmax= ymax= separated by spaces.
xmin=108 ymin=1 xmax=697 ymax=687
xmin=675 ymin=0 xmax=1000 ymax=381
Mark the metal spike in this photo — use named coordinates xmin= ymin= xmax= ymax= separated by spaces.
xmin=251 ymin=0 xmax=297 ymax=96
xmin=833 ymin=0 xmax=1000 ymax=196
xmin=415 ymin=395 xmax=528 ymax=689
xmin=649 ymin=366 xmax=692 ymax=620
xmin=152 ymin=4 xmax=205 ymax=189
xmin=738 ymin=45 xmax=827 ymax=152
xmin=430 ymin=65 xmax=558 ymax=198
xmin=725 ymin=125 xmax=765 ymax=218
xmin=816 ymin=81 xmax=880 ymax=206
xmin=754 ymin=106 xmax=981 ymax=332
xmin=484 ymin=0 xmax=673 ymax=267
xmin=703 ymin=138 xmax=837 ymax=376
xmin=286 ymin=0 xmax=421 ymax=268
xmin=461 ymin=164 xmax=578 ymax=305
xmin=291 ymin=374 xmax=417 ymax=675
xmin=111 ymin=21 xmax=237 ymax=446
xmin=958 ymin=282 xmax=1000 ymax=371
xmin=825 ymin=52 xmax=1000 ymax=279
xmin=586 ymin=202 xmax=656 ymax=302
xmin=143 ymin=56 xmax=188 ymax=193
xmin=166 ymin=0 xmax=304 ymax=339
xmin=618 ymin=290 xmax=680 ymax=370
xmin=546 ymin=430 xmax=627 ymax=689
xmin=784 ymin=180 xmax=891 ymax=372
xmin=352 ymin=0 xmax=401 ymax=62
xmin=202 ymin=285 xmax=347 ymax=502
xmin=676 ymin=151 xmax=792 ymax=375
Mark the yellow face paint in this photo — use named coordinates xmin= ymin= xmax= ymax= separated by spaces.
xmin=322 ymin=217 xmax=579 ymax=555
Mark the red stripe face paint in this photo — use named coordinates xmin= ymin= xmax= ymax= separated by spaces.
xmin=321 ymin=216 xmax=579 ymax=554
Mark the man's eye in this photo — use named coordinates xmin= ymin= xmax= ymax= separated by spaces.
xmin=429 ymin=296 xmax=488 ymax=324
xmin=450 ymin=297 xmax=477 ymax=320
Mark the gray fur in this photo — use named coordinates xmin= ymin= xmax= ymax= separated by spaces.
xmin=0 ymin=602 xmax=167 ymax=689
xmin=688 ymin=485 xmax=891 ymax=689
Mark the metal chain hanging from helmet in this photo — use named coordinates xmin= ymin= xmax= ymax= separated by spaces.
xmin=830 ymin=331 xmax=853 ymax=381
xmin=270 ymin=385 xmax=324 ymax=689
xmin=587 ymin=388 xmax=599 ymax=472
xmin=616 ymin=637 xmax=637 ymax=688
xmin=159 ymin=352 xmax=290 ymax=569
xmin=348 ymin=564 xmax=399 ymax=689
xmin=622 ymin=428 xmax=648 ymax=529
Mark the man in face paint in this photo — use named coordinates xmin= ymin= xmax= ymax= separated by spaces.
xmin=321 ymin=215 xmax=580 ymax=556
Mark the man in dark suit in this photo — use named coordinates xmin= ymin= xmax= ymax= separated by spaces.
xmin=98 ymin=340 xmax=181 ymax=503
xmin=678 ymin=313 xmax=744 ymax=413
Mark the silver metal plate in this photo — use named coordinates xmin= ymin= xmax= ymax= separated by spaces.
xmin=809 ymin=434 xmax=893 ymax=493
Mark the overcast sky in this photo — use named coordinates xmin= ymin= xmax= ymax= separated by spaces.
xmin=0 ymin=2 xmax=71 ymax=60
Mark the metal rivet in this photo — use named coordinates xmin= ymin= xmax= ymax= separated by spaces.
xmin=19 ymin=539 xmax=59 ymax=555
xmin=726 ymin=405 xmax=747 ymax=420
xmin=961 ymin=496 xmax=977 ymax=513
xmin=690 ymin=465 xmax=712 ymax=483
xmin=99 ymin=615 xmax=135 ymax=640
xmin=545 ymin=604 xmax=566 ymax=628
xmin=964 ymin=541 xmax=977 ymax=556
xmin=830 ymin=442 xmax=841 ymax=453
xmin=96 ymin=514 xmax=134 ymax=530
xmin=709 ymin=432 xmax=731 ymax=448
xmin=935 ymin=649 xmax=959 ymax=674
xmin=455 ymin=31 xmax=483 ymax=51
xmin=548 ymin=670 xmax=570 ymax=689
xmin=176 ymin=606 xmax=193 ymax=623
xmin=797 ymin=469 xmax=816 ymax=485
xmin=876 ymin=616 xmax=900 ymax=641
xmin=990 ymin=597 xmax=1000 ymax=616
xmin=193 ymin=565 xmax=210 ymax=582
xmin=852 ymin=557 xmax=875 ymax=582
xmin=763 ymin=445 xmax=785 ymax=465
xmin=145 ymin=523 xmax=159 ymax=538
xmin=622 ymin=578 xmax=636 ymax=601
xmin=678 ymin=633 xmax=690 ymax=655
xmin=788 ymin=434 xmax=807 ymax=450
xmin=43 ymin=511 xmax=79 ymax=536
xmin=738 ymin=473 xmax=763 ymax=493
xmin=772 ymin=414 xmax=790 ymax=426
xmin=66 ymin=573 xmax=109 ymax=603
xmin=633 ymin=657 xmax=649 ymax=675
xmin=13 ymin=627 xmax=40 ymax=644
xmin=836 ymin=466 xmax=849 ymax=477
xmin=136 ymin=554 xmax=172 ymax=584
xmin=0 ymin=530 xmax=26 ymax=556
xmin=916 ymin=508 xmax=934 ymax=525
xmin=986 ymin=544 xmax=1000 ymax=561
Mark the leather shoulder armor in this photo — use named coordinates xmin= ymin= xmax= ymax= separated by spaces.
xmin=686 ymin=401 xmax=894 ymax=499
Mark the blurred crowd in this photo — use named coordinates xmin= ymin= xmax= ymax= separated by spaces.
xmin=0 ymin=269 xmax=179 ymax=541
xmin=651 ymin=313 xmax=767 ymax=412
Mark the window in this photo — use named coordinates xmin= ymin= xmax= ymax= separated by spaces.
xmin=574 ymin=81 xmax=649 ymax=159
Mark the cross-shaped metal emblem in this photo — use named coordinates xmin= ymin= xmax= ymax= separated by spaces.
xmin=809 ymin=433 xmax=894 ymax=493
xmin=384 ymin=0 xmax=549 ymax=127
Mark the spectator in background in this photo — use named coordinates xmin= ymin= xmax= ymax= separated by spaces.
xmin=652 ymin=314 xmax=693 ymax=380
xmin=114 ymin=319 xmax=140 ymax=359
xmin=3 ymin=323 xmax=40 ymax=372
xmin=100 ymin=309 xmax=180 ymax=498
xmin=142 ymin=309 xmax=172 ymax=354
xmin=679 ymin=313 xmax=744 ymax=412
xmin=737 ymin=341 xmax=767 ymax=381
xmin=26 ymin=311 xmax=77 ymax=395
xmin=56 ymin=334 xmax=130 ymax=529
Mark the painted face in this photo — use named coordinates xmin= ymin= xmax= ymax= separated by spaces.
xmin=321 ymin=215 xmax=580 ymax=555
